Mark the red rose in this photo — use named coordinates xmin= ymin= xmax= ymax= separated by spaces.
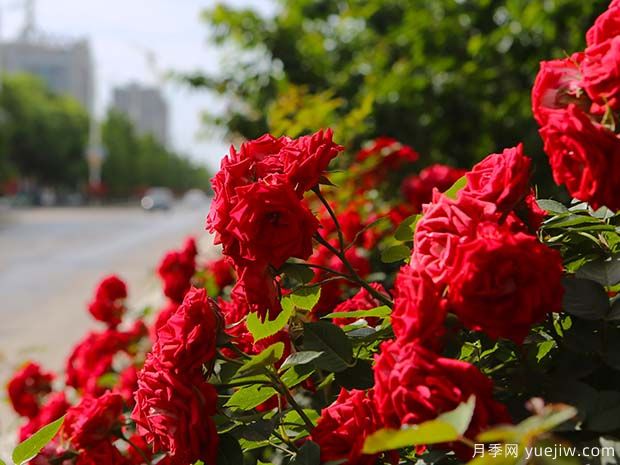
xmin=152 ymin=301 xmax=179 ymax=339
xmin=311 ymin=389 xmax=385 ymax=465
xmin=8 ymin=362 xmax=54 ymax=418
xmin=205 ymin=257 xmax=235 ymax=290
xmin=449 ymin=222 xmax=563 ymax=343
xmin=412 ymin=191 xmax=499 ymax=285
xmin=462 ymin=144 xmax=532 ymax=212
xmin=63 ymin=392 xmax=123 ymax=449
xmin=356 ymin=137 xmax=419 ymax=167
xmin=582 ymin=36 xmax=620 ymax=114
xmin=232 ymin=263 xmax=282 ymax=318
xmin=19 ymin=392 xmax=69 ymax=441
xmin=75 ymin=441 xmax=127 ymax=465
xmin=157 ymin=239 xmax=197 ymax=304
xmin=539 ymin=105 xmax=620 ymax=210
xmin=228 ymin=174 xmax=319 ymax=268
xmin=586 ymin=1 xmax=620 ymax=46
xmin=401 ymin=164 xmax=466 ymax=212
xmin=391 ymin=266 xmax=446 ymax=349
xmin=116 ymin=365 xmax=139 ymax=407
xmin=153 ymin=287 xmax=220 ymax=373
xmin=331 ymin=283 xmax=389 ymax=327
xmin=374 ymin=340 xmax=510 ymax=453
xmin=280 ymin=128 xmax=343 ymax=193
xmin=131 ymin=355 xmax=219 ymax=465
xmin=531 ymin=55 xmax=584 ymax=126
xmin=87 ymin=275 xmax=128 ymax=329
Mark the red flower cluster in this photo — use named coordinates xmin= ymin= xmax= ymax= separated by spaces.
xmin=157 ymin=237 xmax=197 ymax=304
xmin=132 ymin=287 xmax=220 ymax=465
xmin=356 ymin=137 xmax=419 ymax=167
xmin=63 ymin=392 xmax=123 ymax=450
xmin=19 ymin=392 xmax=69 ymax=441
xmin=412 ymin=145 xmax=563 ymax=343
xmin=533 ymin=1 xmax=620 ymax=210
xmin=87 ymin=275 xmax=128 ymax=328
xmin=207 ymin=130 xmax=342 ymax=317
xmin=8 ymin=362 xmax=54 ymax=419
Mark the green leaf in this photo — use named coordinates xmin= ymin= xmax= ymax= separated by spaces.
xmin=246 ymin=305 xmax=293 ymax=342
xmin=536 ymin=340 xmax=556 ymax=362
xmin=302 ymin=322 xmax=353 ymax=372
xmin=280 ymin=262 xmax=315 ymax=285
xmin=335 ymin=359 xmax=374 ymax=390
xmin=97 ymin=372 xmax=119 ymax=389
xmin=224 ymin=385 xmax=278 ymax=410
xmin=13 ymin=416 xmax=64 ymax=465
xmin=537 ymin=199 xmax=568 ymax=214
xmin=291 ymin=440 xmax=320 ymax=465
xmin=237 ymin=342 xmax=285 ymax=376
xmin=323 ymin=305 xmax=391 ymax=320
xmin=281 ymin=364 xmax=315 ymax=388
xmin=362 ymin=398 xmax=475 ymax=454
xmin=394 ymin=214 xmax=421 ymax=241
xmin=576 ymin=255 xmax=620 ymax=287
xmin=289 ymin=286 xmax=322 ymax=310
xmin=0 ymin=459 xmax=6 ymax=465
xmin=216 ymin=434 xmax=243 ymax=465
xmin=562 ymin=278 xmax=610 ymax=320
xmin=381 ymin=244 xmax=411 ymax=263
xmin=444 ymin=175 xmax=467 ymax=199
xmin=279 ymin=351 xmax=323 ymax=371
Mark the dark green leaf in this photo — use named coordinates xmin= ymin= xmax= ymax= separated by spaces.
xmin=279 ymin=351 xmax=323 ymax=371
xmin=217 ymin=434 xmax=244 ymax=465
xmin=335 ymin=359 xmax=374 ymax=390
xmin=576 ymin=256 xmax=620 ymax=287
xmin=13 ymin=416 xmax=64 ymax=465
xmin=607 ymin=298 xmax=620 ymax=321
xmin=562 ymin=278 xmax=609 ymax=320
xmin=280 ymin=263 xmax=315 ymax=285
xmin=290 ymin=287 xmax=322 ymax=310
xmin=291 ymin=440 xmax=320 ymax=465
xmin=380 ymin=244 xmax=411 ymax=263
xmin=394 ymin=214 xmax=421 ymax=241
xmin=303 ymin=322 xmax=353 ymax=372
xmin=281 ymin=364 xmax=315 ymax=388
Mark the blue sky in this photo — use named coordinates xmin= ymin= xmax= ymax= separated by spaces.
xmin=1 ymin=0 xmax=276 ymax=170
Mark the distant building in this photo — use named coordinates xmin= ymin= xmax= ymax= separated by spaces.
xmin=1 ymin=36 xmax=95 ymax=114
xmin=112 ymin=83 xmax=169 ymax=147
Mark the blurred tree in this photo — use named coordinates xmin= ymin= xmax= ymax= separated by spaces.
xmin=101 ymin=110 xmax=211 ymax=197
xmin=0 ymin=74 xmax=89 ymax=187
xmin=190 ymin=0 xmax=610 ymax=187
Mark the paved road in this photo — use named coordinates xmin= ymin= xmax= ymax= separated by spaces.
xmin=0 ymin=204 xmax=214 ymax=376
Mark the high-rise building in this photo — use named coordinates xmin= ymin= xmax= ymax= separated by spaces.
xmin=112 ymin=83 xmax=169 ymax=147
xmin=0 ymin=37 xmax=95 ymax=115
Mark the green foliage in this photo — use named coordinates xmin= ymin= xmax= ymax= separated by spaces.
xmin=101 ymin=110 xmax=211 ymax=196
xmin=12 ymin=416 xmax=64 ymax=465
xmin=192 ymin=0 xmax=609 ymax=187
xmin=0 ymin=74 xmax=89 ymax=187
xmin=302 ymin=321 xmax=353 ymax=372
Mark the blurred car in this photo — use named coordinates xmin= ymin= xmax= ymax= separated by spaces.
xmin=141 ymin=187 xmax=174 ymax=211
xmin=181 ymin=189 xmax=209 ymax=208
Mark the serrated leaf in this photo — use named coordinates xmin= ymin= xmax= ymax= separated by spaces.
xmin=279 ymin=351 xmax=323 ymax=371
xmin=444 ymin=175 xmax=467 ymax=199
xmin=246 ymin=305 xmax=293 ymax=342
xmin=562 ymin=277 xmax=610 ymax=320
xmin=323 ymin=305 xmax=391 ymax=320
xmin=281 ymin=363 xmax=315 ymax=388
xmin=537 ymin=199 xmax=568 ymax=214
xmin=303 ymin=322 xmax=353 ymax=372
xmin=224 ymin=385 xmax=278 ymax=410
xmin=290 ymin=287 xmax=322 ymax=310
xmin=576 ymin=255 xmax=620 ymax=287
xmin=237 ymin=342 xmax=285 ymax=376
xmin=381 ymin=244 xmax=410 ymax=263
xmin=216 ymin=434 xmax=243 ymax=465
xmin=13 ymin=416 xmax=64 ymax=465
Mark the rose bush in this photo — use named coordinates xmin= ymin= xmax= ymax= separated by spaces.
xmin=5 ymin=3 xmax=620 ymax=465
